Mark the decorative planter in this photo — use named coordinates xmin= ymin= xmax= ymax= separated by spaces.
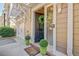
xmin=25 ymin=40 xmax=30 ymax=45
xmin=39 ymin=39 xmax=48 ymax=56
xmin=40 ymin=46 xmax=47 ymax=56
xmin=25 ymin=35 xmax=31 ymax=46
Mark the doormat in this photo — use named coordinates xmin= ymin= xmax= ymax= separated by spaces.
xmin=24 ymin=45 xmax=40 ymax=56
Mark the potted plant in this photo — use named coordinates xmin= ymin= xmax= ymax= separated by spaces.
xmin=25 ymin=35 xmax=30 ymax=45
xmin=39 ymin=39 xmax=48 ymax=56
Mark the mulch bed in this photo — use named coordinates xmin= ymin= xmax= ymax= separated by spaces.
xmin=24 ymin=44 xmax=54 ymax=56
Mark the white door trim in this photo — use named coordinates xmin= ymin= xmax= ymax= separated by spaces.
xmin=44 ymin=5 xmax=47 ymax=40
xmin=44 ymin=4 xmax=56 ymax=55
xmin=31 ymin=10 xmax=35 ymax=43
xmin=67 ymin=3 xmax=73 ymax=56
xmin=44 ymin=4 xmax=53 ymax=40
xmin=52 ymin=3 xmax=57 ymax=55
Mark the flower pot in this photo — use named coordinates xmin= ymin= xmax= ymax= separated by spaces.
xmin=40 ymin=46 xmax=47 ymax=56
xmin=25 ymin=40 xmax=30 ymax=45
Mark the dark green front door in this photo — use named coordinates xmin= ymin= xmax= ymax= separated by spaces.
xmin=35 ymin=13 xmax=44 ymax=42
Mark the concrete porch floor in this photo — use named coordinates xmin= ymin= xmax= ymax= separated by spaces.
xmin=0 ymin=43 xmax=29 ymax=56
xmin=0 ymin=37 xmax=54 ymax=56
xmin=0 ymin=43 xmax=54 ymax=56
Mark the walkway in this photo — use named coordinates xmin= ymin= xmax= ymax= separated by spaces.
xmin=0 ymin=37 xmax=28 ymax=56
xmin=0 ymin=43 xmax=29 ymax=56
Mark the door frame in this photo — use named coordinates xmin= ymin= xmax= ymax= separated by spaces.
xmin=31 ymin=4 xmax=45 ymax=43
xmin=31 ymin=4 xmax=55 ymax=43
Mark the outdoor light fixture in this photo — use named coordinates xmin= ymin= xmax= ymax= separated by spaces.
xmin=49 ymin=23 xmax=55 ymax=30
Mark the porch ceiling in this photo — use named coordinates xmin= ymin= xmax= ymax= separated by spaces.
xmin=9 ymin=3 xmax=50 ymax=19
xmin=25 ymin=3 xmax=41 ymax=8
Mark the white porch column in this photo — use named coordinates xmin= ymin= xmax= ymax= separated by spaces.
xmin=67 ymin=3 xmax=73 ymax=56
xmin=53 ymin=3 xmax=57 ymax=54
xmin=31 ymin=10 xmax=35 ymax=43
xmin=44 ymin=6 xmax=47 ymax=40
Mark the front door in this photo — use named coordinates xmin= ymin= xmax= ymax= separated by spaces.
xmin=35 ymin=13 xmax=44 ymax=42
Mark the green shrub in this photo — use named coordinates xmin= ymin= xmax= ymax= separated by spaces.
xmin=39 ymin=39 xmax=48 ymax=47
xmin=0 ymin=27 xmax=16 ymax=37
xmin=25 ymin=35 xmax=30 ymax=40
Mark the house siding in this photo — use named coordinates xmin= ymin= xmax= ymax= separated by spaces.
xmin=56 ymin=4 xmax=68 ymax=54
xmin=73 ymin=3 xmax=79 ymax=56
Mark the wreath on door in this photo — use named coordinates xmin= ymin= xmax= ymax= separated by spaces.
xmin=38 ymin=15 xmax=44 ymax=25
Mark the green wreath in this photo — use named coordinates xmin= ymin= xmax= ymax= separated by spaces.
xmin=38 ymin=15 xmax=44 ymax=25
